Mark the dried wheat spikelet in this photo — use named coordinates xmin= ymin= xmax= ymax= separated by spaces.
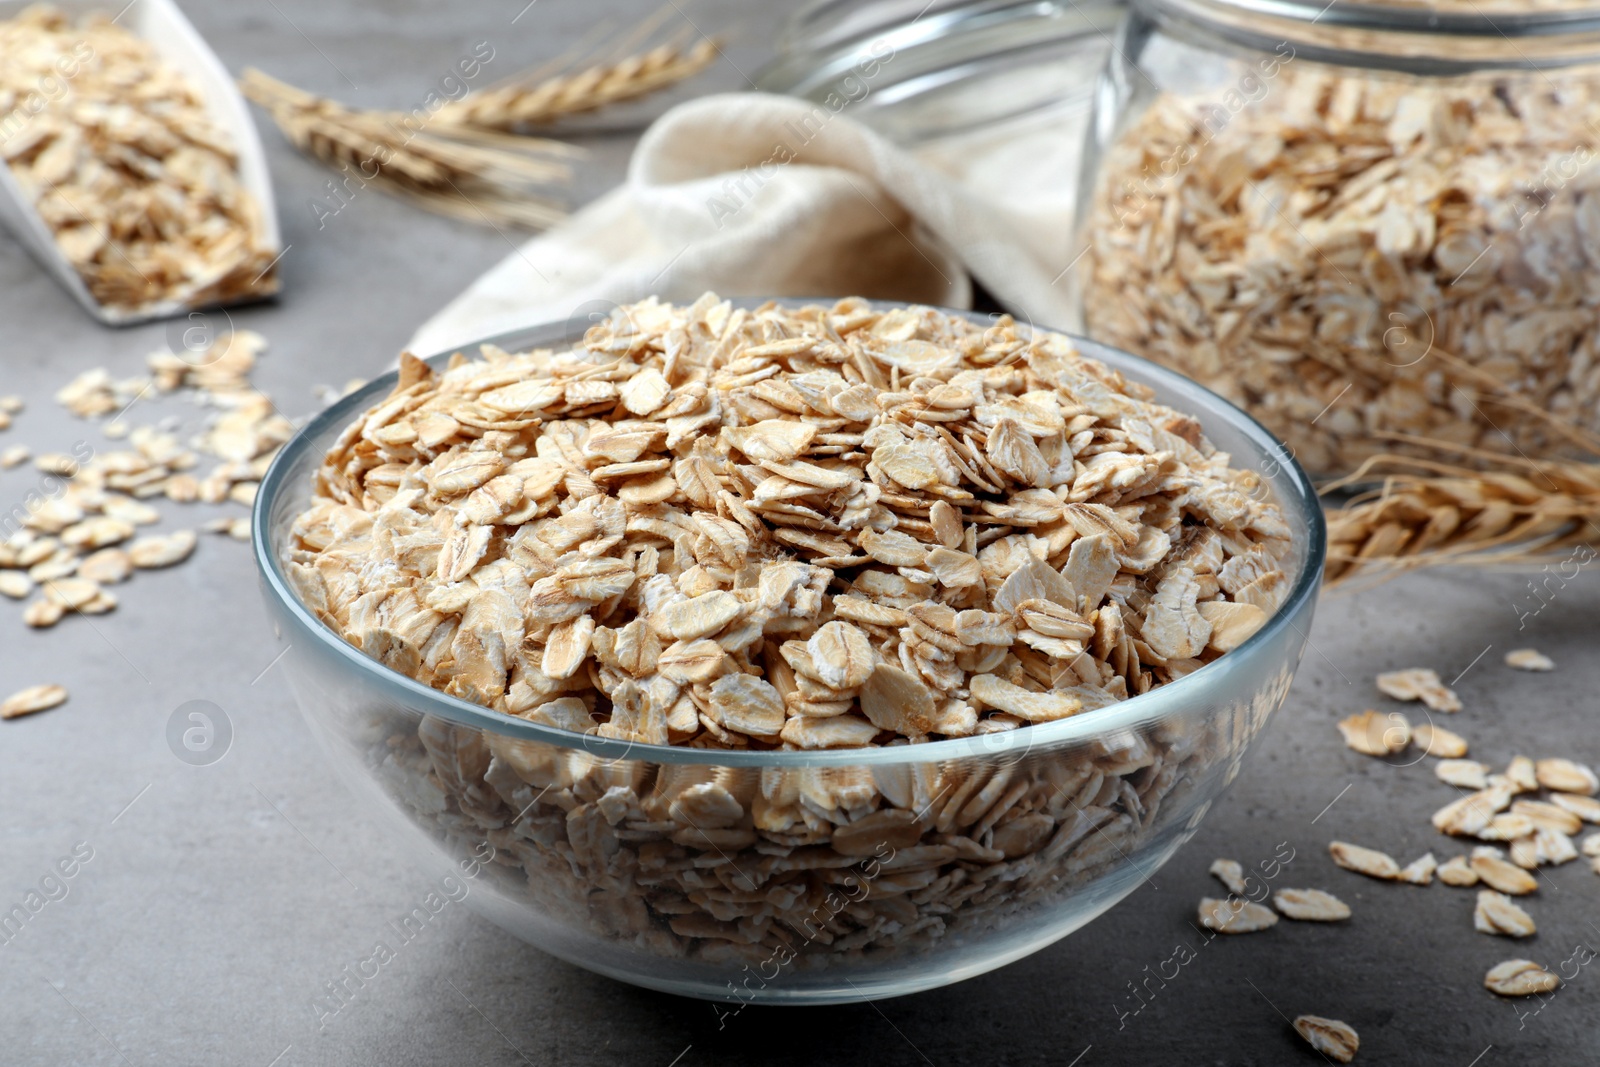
xmin=238 ymin=69 xmax=576 ymax=229
xmin=434 ymin=37 xmax=719 ymax=130
xmin=1322 ymin=438 xmax=1600 ymax=586
xmin=238 ymin=27 xmax=718 ymax=230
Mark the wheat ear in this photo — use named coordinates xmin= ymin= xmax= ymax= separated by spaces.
xmin=239 ymin=69 xmax=575 ymax=228
xmin=1322 ymin=441 xmax=1600 ymax=587
xmin=433 ymin=38 xmax=719 ymax=130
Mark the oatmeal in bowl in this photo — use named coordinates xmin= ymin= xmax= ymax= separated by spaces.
xmin=255 ymin=295 xmax=1324 ymax=1002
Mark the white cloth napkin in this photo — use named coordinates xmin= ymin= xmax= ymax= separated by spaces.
xmin=408 ymin=92 xmax=1085 ymax=356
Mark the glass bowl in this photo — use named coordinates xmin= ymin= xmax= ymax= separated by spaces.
xmin=252 ymin=301 xmax=1325 ymax=1005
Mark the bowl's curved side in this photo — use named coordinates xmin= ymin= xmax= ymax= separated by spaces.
xmin=261 ymin=568 xmax=1310 ymax=1002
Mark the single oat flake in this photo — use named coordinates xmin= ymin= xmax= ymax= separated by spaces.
xmin=1471 ymin=848 xmax=1539 ymax=895
xmin=1504 ymin=649 xmax=1554 ymax=672
xmin=1198 ymin=896 xmax=1279 ymax=933
xmin=1437 ymin=855 xmax=1479 ymax=887
xmin=1329 ymin=841 xmax=1400 ymax=880
xmin=1474 ymin=890 xmax=1536 ymax=938
xmin=1551 ymin=793 xmax=1600 ymax=824
xmin=1506 ymin=756 xmax=1539 ymax=793
xmin=1 ymin=683 xmax=67 ymax=719
xmin=1209 ymin=858 xmax=1249 ymax=896
xmin=1512 ymin=799 xmax=1582 ymax=836
xmin=1484 ymin=959 xmax=1559 ymax=997
xmin=1292 ymin=1016 xmax=1359 ymax=1063
xmin=1273 ymin=888 xmax=1351 ymax=922
xmin=1411 ymin=722 xmax=1468 ymax=759
xmin=1435 ymin=759 xmax=1490 ymax=790
xmin=1337 ymin=709 xmax=1409 ymax=757
xmin=1397 ymin=852 xmax=1436 ymax=886
xmin=1535 ymin=759 xmax=1599 ymax=796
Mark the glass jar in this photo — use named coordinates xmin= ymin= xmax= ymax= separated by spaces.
xmin=758 ymin=0 xmax=1125 ymax=282
xmin=1072 ymin=0 xmax=1600 ymax=476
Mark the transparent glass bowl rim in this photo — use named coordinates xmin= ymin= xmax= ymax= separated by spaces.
xmin=252 ymin=299 xmax=1327 ymax=769
xmin=1143 ymin=0 xmax=1600 ymax=38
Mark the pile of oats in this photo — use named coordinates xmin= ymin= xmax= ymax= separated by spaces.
xmin=284 ymin=292 xmax=1286 ymax=751
xmin=289 ymin=294 xmax=1292 ymax=746
xmin=0 ymin=331 xmax=283 ymax=636
xmin=0 ymin=6 xmax=278 ymax=312
xmin=283 ymin=294 xmax=1296 ymax=964
xmin=1080 ymin=64 xmax=1600 ymax=476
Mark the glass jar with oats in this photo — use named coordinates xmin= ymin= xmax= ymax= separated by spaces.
xmin=1072 ymin=0 xmax=1600 ymax=477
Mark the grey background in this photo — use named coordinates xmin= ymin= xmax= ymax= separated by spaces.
xmin=2 ymin=1 xmax=1597 ymax=1063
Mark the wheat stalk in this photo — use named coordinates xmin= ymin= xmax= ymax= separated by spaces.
xmin=240 ymin=69 xmax=577 ymax=228
xmin=1321 ymin=442 xmax=1600 ymax=587
xmin=238 ymin=28 xmax=718 ymax=229
xmin=434 ymin=37 xmax=719 ymax=130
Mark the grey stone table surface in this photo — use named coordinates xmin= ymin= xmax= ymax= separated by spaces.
xmin=2 ymin=1 xmax=1598 ymax=1064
